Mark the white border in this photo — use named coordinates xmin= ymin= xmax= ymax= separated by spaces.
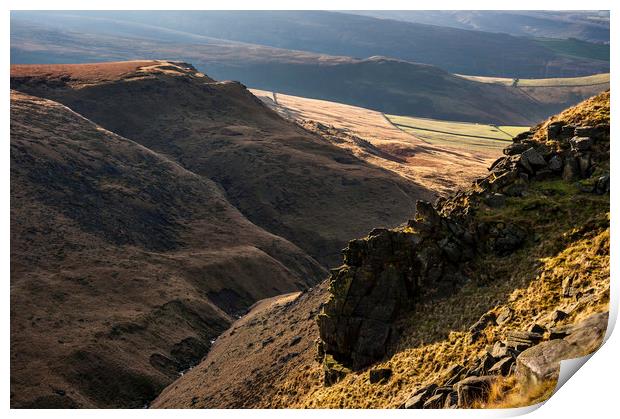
xmin=3 ymin=1 xmax=617 ymax=418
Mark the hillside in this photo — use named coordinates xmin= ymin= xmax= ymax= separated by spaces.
xmin=10 ymin=89 xmax=326 ymax=408
xmin=11 ymin=21 xmax=609 ymax=125
xmin=251 ymin=88 xmax=496 ymax=196
xmin=153 ymin=91 xmax=609 ymax=409
xmin=11 ymin=10 xmax=609 ymax=78
xmin=350 ymin=11 xmax=610 ymax=44
xmin=11 ymin=61 xmax=439 ymax=268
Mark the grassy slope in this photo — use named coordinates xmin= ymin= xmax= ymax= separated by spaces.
xmin=151 ymin=92 xmax=609 ymax=409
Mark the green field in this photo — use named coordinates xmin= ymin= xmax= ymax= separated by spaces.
xmin=457 ymin=72 xmax=610 ymax=88
xmin=386 ymin=114 xmax=528 ymax=150
xmin=533 ymin=38 xmax=610 ymax=62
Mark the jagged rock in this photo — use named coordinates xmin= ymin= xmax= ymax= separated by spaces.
xmin=520 ymin=148 xmax=547 ymax=173
xmin=548 ymin=325 xmax=572 ymax=340
xmin=516 ymin=312 xmax=608 ymax=387
xmin=502 ymin=178 xmax=528 ymax=197
xmin=369 ymin=368 xmax=392 ymax=384
xmin=550 ymin=310 xmax=568 ymax=323
xmin=561 ymin=124 xmax=577 ymax=139
xmin=528 ymin=324 xmax=546 ymax=335
xmin=455 ymin=376 xmax=497 ymax=408
xmin=469 ymin=353 xmax=497 ymax=376
xmin=546 ymin=121 xmax=564 ymax=141
xmin=547 ymin=155 xmax=563 ymax=172
xmin=469 ymin=312 xmax=496 ymax=342
xmin=423 ymin=393 xmax=446 ymax=409
xmin=574 ymin=126 xmax=594 ymax=137
xmin=488 ymin=357 xmax=514 ymax=376
xmin=488 ymin=341 xmax=510 ymax=359
xmin=445 ymin=364 xmax=466 ymax=386
xmin=403 ymin=384 xmax=437 ymax=409
xmin=444 ymin=391 xmax=458 ymax=408
xmin=513 ymin=130 xmax=533 ymax=142
xmin=570 ymin=136 xmax=593 ymax=152
xmin=503 ymin=143 xmax=529 ymax=156
xmin=496 ymin=307 xmax=513 ymax=325
xmin=562 ymin=276 xmax=574 ymax=298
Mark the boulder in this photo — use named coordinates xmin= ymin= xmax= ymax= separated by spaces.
xmin=562 ymin=156 xmax=580 ymax=181
xmin=488 ymin=357 xmax=514 ymax=376
xmin=404 ymin=384 xmax=437 ymax=409
xmin=547 ymin=155 xmax=563 ymax=172
xmin=574 ymin=126 xmax=594 ymax=137
xmin=546 ymin=121 xmax=564 ymax=140
xmin=369 ymin=368 xmax=392 ymax=384
xmin=503 ymin=143 xmax=529 ymax=156
xmin=496 ymin=307 xmax=513 ymax=325
xmin=595 ymin=175 xmax=610 ymax=194
xmin=455 ymin=376 xmax=497 ymax=407
xmin=570 ymin=136 xmax=593 ymax=152
xmin=521 ymin=147 xmax=547 ymax=170
xmin=423 ymin=393 xmax=446 ymax=409
xmin=516 ymin=312 xmax=608 ymax=387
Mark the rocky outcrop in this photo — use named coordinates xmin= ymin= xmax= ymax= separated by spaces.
xmin=401 ymin=311 xmax=608 ymax=409
xmin=317 ymin=115 xmax=610 ymax=385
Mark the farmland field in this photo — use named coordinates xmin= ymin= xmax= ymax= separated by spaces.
xmin=456 ymin=72 xmax=609 ymax=87
xmin=386 ymin=114 xmax=528 ymax=150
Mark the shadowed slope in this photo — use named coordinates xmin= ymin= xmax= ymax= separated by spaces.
xmin=10 ymin=90 xmax=325 ymax=408
xmin=11 ymin=61 xmax=434 ymax=267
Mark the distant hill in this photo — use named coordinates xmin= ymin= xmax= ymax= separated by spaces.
xmin=11 ymin=22 xmax=608 ymax=125
xmin=348 ymin=11 xmax=610 ymax=44
xmin=11 ymin=10 xmax=609 ymax=78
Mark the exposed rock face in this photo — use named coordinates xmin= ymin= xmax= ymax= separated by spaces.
xmin=317 ymin=114 xmax=610 ymax=384
xmin=317 ymin=207 xmax=466 ymax=373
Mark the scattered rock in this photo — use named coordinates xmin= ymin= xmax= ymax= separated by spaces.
xmin=289 ymin=336 xmax=302 ymax=347
xmin=488 ymin=357 xmax=514 ymax=376
xmin=469 ymin=312 xmax=497 ymax=342
xmin=423 ymin=392 xmax=446 ymax=409
xmin=403 ymin=384 xmax=437 ymax=409
xmin=550 ymin=310 xmax=568 ymax=324
xmin=496 ymin=307 xmax=513 ymax=325
xmin=455 ymin=376 xmax=497 ymax=408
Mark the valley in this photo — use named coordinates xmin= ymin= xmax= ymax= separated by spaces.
xmin=8 ymin=9 xmax=612 ymax=412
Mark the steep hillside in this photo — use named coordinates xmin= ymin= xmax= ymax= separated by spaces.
xmin=11 ymin=61 xmax=434 ymax=268
xmin=11 ymin=10 xmax=609 ymax=77
xmin=11 ymin=21 xmax=610 ymax=125
xmin=153 ymin=92 xmax=609 ymax=409
xmin=10 ymin=90 xmax=326 ymax=408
